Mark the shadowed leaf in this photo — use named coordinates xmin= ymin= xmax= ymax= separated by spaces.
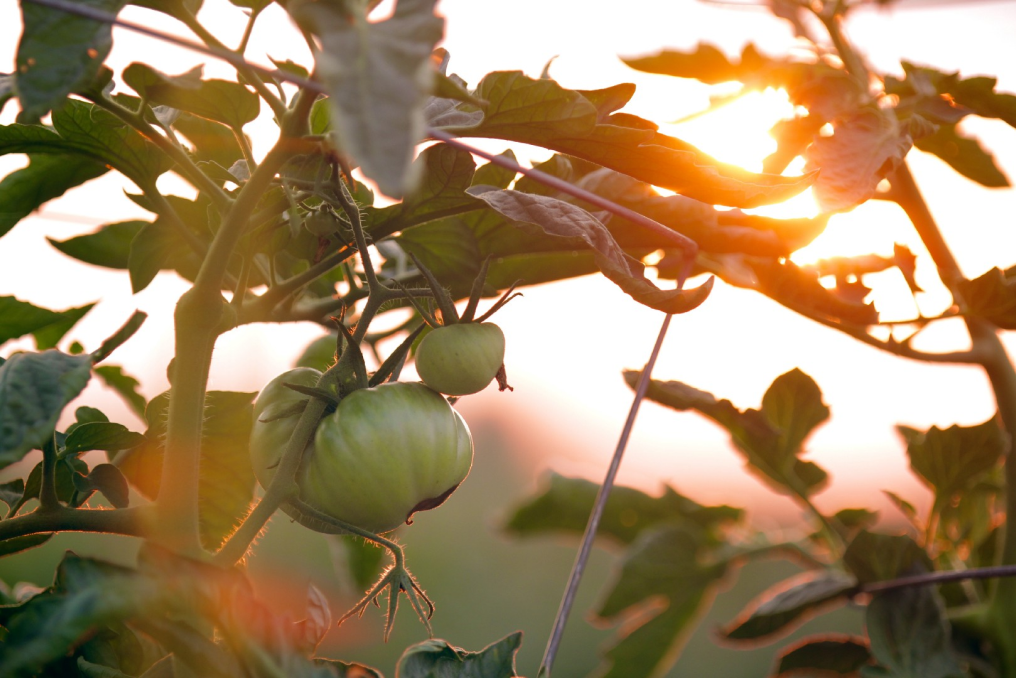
xmin=396 ymin=632 xmax=521 ymax=678
xmin=897 ymin=417 xmax=1005 ymax=501
xmin=49 ymin=221 xmax=147 ymax=270
xmin=865 ymin=586 xmax=964 ymax=678
xmin=94 ymin=365 xmax=147 ymax=419
xmin=0 ymin=155 xmax=108 ymax=239
xmin=916 ymin=124 xmax=1009 ymax=187
xmin=776 ymin=636 xmax=871 ymax=676
xmin=0 ymin=297 xmax=95 ymax=349
xmin=957 ymin=266 xmax=1016 ymax=329
xmin=843 ymin=531 xmax=931 ymax=584
xmin=721 ymin=570 xmax=856 ymax=642
xmin=123 ymin=63 xmax=260 ymax=129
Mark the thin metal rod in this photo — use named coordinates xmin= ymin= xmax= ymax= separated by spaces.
xmin=429 ymin=129 xmax=698 ymax=258
xmin=538 ymin=312 xmax=673 ymax=678
xmin=862 ymin=564 xmax=1016 ymax=594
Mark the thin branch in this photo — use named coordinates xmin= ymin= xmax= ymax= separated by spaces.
xmin=0 ymin=505 xmax=153 ymax=542
xmin=862 ymin=564 xmax=1016 ymax=595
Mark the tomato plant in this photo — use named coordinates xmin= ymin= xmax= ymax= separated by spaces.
xmin=1 ymin=0 xmax=1015 ymax=677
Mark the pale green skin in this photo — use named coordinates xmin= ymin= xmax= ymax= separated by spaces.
xmin=415 ymin=323 xmax=506 ymax=396
xmin=249 ymin=367 xmax=323 ymax=487
xmin=300 ymin=382 xmax=473 ymax=534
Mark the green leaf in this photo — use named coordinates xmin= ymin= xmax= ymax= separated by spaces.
xmin=504 ymin=472 xmax=740 ymax=545
xmin=721 ymin=570 xmax=856 ymax=642
xmin=805 ymin=107 xmax=918 ymax=212
xmin=0 ymin=101 xmax=171 ymax=187
xmin=0 ymin=73 xmax=14 ymax=116
xmin=915 ymin=124 xmax=1009 ymax=187
xmin=76 ymin=658 xmax=135 ymax=678
xmin=294 ymin=0 xmax=444 ymax=197
xmin=123 ymin=63 xmax=260 ymax=129
xmin=897 ymin=417 xmax=1005 ymax=501
xmin=864 ymin=587 xmax=964 ymax=678
xmin=957 ymin=266 xmax=1016 ymax=329
xmin=469 ymin=189 xmax=713 ymax=314
xmin=49 ymin=221 xmax=147 ymax=270
xmin=439 ymin=71 xmax=813 ymax=208
xmin=71 ymin=463 xmax=131 ymax=508
xmin=127 ymin=219 xmax=195 ymax=293
xmin=9 ymin=457 xmax=88 ymax=515
xmin=0 ymin=296 xmax=95 ymax=349
xmin=327 ymin=534 xmax=387 ymax=592
xmin=0 ymin=154 xmax=109 ymax=239
xmin=0 ymin=534 xmax=53 ymax=559
xmin=0 ymin=351 xmax=93 ymax=469
xmin=843 ymin=531 xmax=932 ymax=584
xmin=15 ymin=0 xmax=128 ymax=120
xmin=0 ymin=479 xmax=26 ymax=511
xmin=592 ymin=524 xmax=728 ymax=678
xmin=396 ymin=632 xmax=522 ymax=678
xmin=116 ymin=391 xmax=256 ymax=549
xmin=172 ymin=113 xmax=245 ymax=168
xmin=625 ymin=368 xmax=830 ymax=497
xmin=315 ymin=659 xmax=383 ymax=678
xmin=367 ymin=142 xmax=480 ymax=237
xmin=776 ymin=636 xmax=872 ymax=676
xmin=63 ymin=422 xmax=144 ymax=456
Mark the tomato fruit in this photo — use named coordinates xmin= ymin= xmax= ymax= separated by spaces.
xmin=249 ymin=367 xmax=324 ymax=487
xmin=415 ymin=323 xmax=505 ymax=396
xmin=250 ymin=372 xmax=473 ymax=534
xmin=301 ymin=382 xmax=473 ymax=534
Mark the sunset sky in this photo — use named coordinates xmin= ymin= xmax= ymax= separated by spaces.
xmin=1 ymin=0 xmax=1016 ymax=523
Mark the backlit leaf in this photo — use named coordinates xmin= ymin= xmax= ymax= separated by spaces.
xmin=957 ymin=266 xmax=1016 ymax=329
xmin=470 ymin=189 xmax=713 ymax=314
xmin=916 ymin=124 xmax=1009 ymax=187
xmin=123 ymin=63 xmax=260 ymax=129
xmin=94 ymin=365 xmax=147 ymax=419
xmin=806 ymin=107 xmax=917 ymax=212
xmin=843 ymin=531 xmax=931 ymax=584
xmin=0 ymin=351 xmax=92 ymax=469
xmin=116 ymin=391 xmax=256 ymax=549
xmin=49 ymin=221 xmax=147 ymax=270
xmin=15 ymin=0 xmax=127 ymax=120
xmin=63 ymin=422 xmax=144 ymax=456
xmin=505 ymin=472 xmax=741 ymax=545
xmin=0 ymin=154 xmax=109 ymax=239
xmin=294 ymin=0 xmax=444 ymax=197
xmin=0 ymin=296 xmax=95 ymax=349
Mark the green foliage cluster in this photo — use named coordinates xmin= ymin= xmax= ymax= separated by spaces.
xmin=0 ymin=0 xmax=1015 ymax=676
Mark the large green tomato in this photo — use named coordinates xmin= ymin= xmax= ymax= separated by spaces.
xmin=300 ymin=382 xmax=473 ymax=534
xmin=415 ymin=323 xmax=505 ymax=396
xmin=249 ymin=367 xmax=324 ymax=487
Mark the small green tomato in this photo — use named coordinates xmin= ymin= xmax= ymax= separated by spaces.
xmin=415 ymin=323 xmax=506 ymax=396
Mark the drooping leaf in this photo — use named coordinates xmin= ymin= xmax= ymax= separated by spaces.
xmin=15 ymin=0 xmax=128 ymax=120
xmin=469 ymin=189 xmax=713 ymax=314
xmin=0 ymin=351 xmax=93 ymax=469
xmin=0 ymin=154 xmax=109 ymax=239
xmin=843 ymin=531 xmax=932 ymax=584
xmin=915 ymin=124 xmax=1009 ymax=187
xmin=805 ymin=107 xmax=920 ymax=212
xmin=0 ymin=296 xmax=95 ymax=350
xmin=49 ymin=221 xmax=147 ymax=270
xmin=592 ymin=524 xmax=728 ymax=678
xmin=293 ymin=0 xmax=444 ymax=197
xmin=897 ymin=417 xmax=1005 ymax=501
xmin=775 ymin=636 xmax=872 ymax=676
xmin=746 ymin=257 xmax=879 ymax=326
xmin=721 ymin=570 xmax=856 ymax=642
xmin=957 ymin=266 xmax=1016 ymax=329
xmin=437 ymin=71 xmax=813 ymax=208
xmin=116 ymin=391 xmax=256 ymax=549
xmin=123 ymin=63 xmax=260 ymax=129
xmin=505 ymin=472 xmax=741 ymax=545
xmin=864 ymin=586 xmax=964 ymax=678
xmin=396 ymin=632 xmax=522 ymax=678
xmin=625 ymin=368 xmax=830 ymax=498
